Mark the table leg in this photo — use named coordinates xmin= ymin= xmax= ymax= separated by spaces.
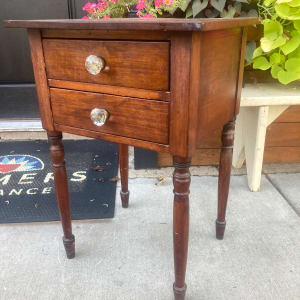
xmin=173 ymin=156 xmax=190 ymax=300
xmin=48 ymin=131 xmax=75 ymax=259
xmin=119 ymin=144 xmax=129 ymax=208
xmin=216 ymin=120 xmax=235 ymax=240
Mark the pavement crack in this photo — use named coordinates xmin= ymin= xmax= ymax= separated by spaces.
xmin=264 ymin=173 xmax=300 ymax=217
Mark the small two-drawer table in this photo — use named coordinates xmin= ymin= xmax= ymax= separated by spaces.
xmin=4 ymin=18 xmax=257 ymax=300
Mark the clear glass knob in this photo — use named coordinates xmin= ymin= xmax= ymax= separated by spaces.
xmin=85 ymin=55 xmax=106 ymax=75
xmin=90 ymin=108 xmax=109 ymax=126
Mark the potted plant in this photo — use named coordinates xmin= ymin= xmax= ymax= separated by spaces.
xmin=81 ymin=0 xmax=257 ymax=19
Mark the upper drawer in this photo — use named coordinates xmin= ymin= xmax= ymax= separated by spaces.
xmin=43 ymin=39 xmax=169 ymax=91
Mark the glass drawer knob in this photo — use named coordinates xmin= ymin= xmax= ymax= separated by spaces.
xmin=85 ymin=55 xmax=106 ymax=75
xmin=90 ymin=108 xmax=109 ymax=126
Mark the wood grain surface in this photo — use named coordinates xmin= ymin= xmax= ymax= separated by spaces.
xmin=27 ymin=29 xmax=54 ymax=131
xmin=5 ymin=18 xmax=258 ymax=32
xmin=48 ymin=131 xmax=75 ymax=259
xmin=196 ymin=28 xmax=242 ymax=147
xmin=55 ymin=124 xmax=170 ymax=153
xmin=119 ymin=144 xmax=129 ymax=208
xmin=43 ymin=39 xmax=169 ymax=91
xmin=169 ymin=32 xmax=193 ymax=157
xmin=50 ymin=88 xmax=169 ymax=144
xmin=266 ymin=123 xmax=300 ymax=147
xmin=275 ymin=106 xmax=300 ymax=122
xmin=42 ymin=29 xmax=171 ymax=41
xmin=48 ymin=79 xmax=170 ymax=101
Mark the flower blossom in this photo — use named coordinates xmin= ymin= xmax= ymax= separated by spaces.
xmin=97 ymin=1 xmax=107 ymax=11
xmin=81 ymin=16 xmax=89 ymax=19
xmin=82 ymin=2 xmax=97 ymax=12
xmin=163 ymin=0 xmax=173 ymax=6
xmin=136 ymin=0 xmax=146 ymax=10
xmin=143 ymin=13 xmax=154 ymax=18
xmin=155 ymin=0 xmax=162 ymax=7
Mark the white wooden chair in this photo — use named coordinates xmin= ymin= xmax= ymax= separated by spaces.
xmin=233 ymin=83 xmax=300 ymax=191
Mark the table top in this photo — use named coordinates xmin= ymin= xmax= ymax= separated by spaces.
xmin=4 ymin=18 xmax=258 ymax=32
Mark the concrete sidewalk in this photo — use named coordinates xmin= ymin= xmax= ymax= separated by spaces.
xmin=0 ymin=173 xmax=299 ymax=300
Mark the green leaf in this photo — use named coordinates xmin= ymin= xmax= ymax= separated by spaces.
xmin=270 ymin=53 xmax=282 ymax=64
xmin=261 ymin=36 xmax=286 ymax=52
xmin=280 ymin=31 xmax=300 ymax=55
xmin=264 ymin=0 xmax=276 ymax=5
xmin=220 ymin=5 xmax=236 ymax=18
xmin=185 ymin=6 xmax=193 ymax=18
xmin=252 ymin=46 xmax=263 ymax=59
xmin=278 ymin=70 xmax=300 ymax=84
xmin=271 ymin=65 xmax=284 ymax=78
xmin=253 ymin=56 xmax=271 ymax=70
xmin=261 ymin=37 xmax=273 ymax=52
xmin=179 ymin=0 xmax=190 ymax=12
xmin=280 ymin=53 xmax=287 ymax=64
xmin=288 ymin=45 xmax=300 ymax=58
xmin=210 ymin=0 xmax=226 ymax=12
xmin=245 ymin=41 xmax=257 ymax=63
xmin=272 ymin=36 xmax=287 ymax=49
xmin=192 ymin=0 xmax=208 ymax=17
xmin=263 ymin=20 xmax=283 ymax=40
xmin=288 ymin=0 xmax=300 ymax=7
xmin=294 ymin=20 xmax=300 ymax=30
xmin=275 ymin=4 xmax=291 ymax=18
xmin=285 ymin=57 xmax=300 ymax=72
xmin=276 ymin=4 xmax=300 ymax=20
xmin=276 ymin=0 xmax=293 ymax=3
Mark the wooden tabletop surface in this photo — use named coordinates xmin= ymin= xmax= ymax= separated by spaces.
xmin=4 ymin=18 xmax=259 ymax=32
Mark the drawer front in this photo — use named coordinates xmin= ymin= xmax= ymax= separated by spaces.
xmin=50 ymin=89 xmax=169 ymax=144
xmin=43 ymin=39 xmax=169 ymax=91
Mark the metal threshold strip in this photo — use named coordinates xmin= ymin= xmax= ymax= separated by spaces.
xmin=0 ymin=119 xmax=43 ymax=132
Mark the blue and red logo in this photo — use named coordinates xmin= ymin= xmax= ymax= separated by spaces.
xmin=0 ymin=155 xmax=44 ymax=174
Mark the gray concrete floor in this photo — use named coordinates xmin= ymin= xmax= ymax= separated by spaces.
xmin=0 ymin=173 xmax=299 ymax=300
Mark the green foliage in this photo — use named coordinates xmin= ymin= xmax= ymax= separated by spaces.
xmin=253 ymin=0 xmax=300 ymax=84
xmin=134 ymin=0 xmax=254 ymax=19
xmin=186 ymin=0 xmax=254 ymax=18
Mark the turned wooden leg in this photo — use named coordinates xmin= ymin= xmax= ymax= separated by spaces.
xmin=48 ymin=131 xmax=75 ymax=259
xmin=216 ymin=120 xmax=235 ymax=240
xmin=119 ymin=144 xmax=129 ymax=208
xmin=173 ymin=157 xmax=190 ymax=300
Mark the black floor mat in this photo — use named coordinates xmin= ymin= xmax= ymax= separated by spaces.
xmin=0 ymin=140 xmax=118 ymax=223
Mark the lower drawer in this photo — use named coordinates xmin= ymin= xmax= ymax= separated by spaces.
xmin=50 ymin=88 xmax=169 ymax=144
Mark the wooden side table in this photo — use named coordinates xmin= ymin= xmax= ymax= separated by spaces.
xmin=5 ymin=18 xmax=257 ymax=300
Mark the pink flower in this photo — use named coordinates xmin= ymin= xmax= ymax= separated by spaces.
xmin=155 ymin=0 xmax=162 ymax=7
xmin=163 ymin=0 xmax=173 ymax=6
xmin=97 ymin=1 xmax=107 ymax=10
xmin=81 ymin=16 xmax=89 ymax=19
xmin=136 ymin=1 xmax=145 ymax=10
xmin=143 ymin=13 xmax=154 ymax=18
xmin=82 ymin=2 xmax=97 ymax=12
xmin=104 ymin=15 xmax=111 ymax=18
xmin=82 ymin=2 xmax=92 ymax=11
